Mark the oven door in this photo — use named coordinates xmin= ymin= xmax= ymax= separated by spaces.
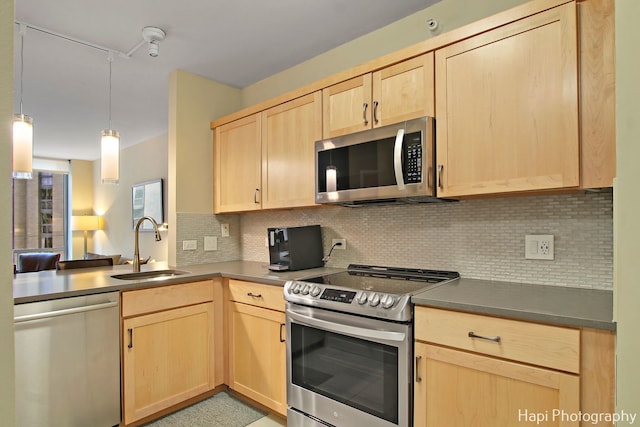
xmin=286 ymin=303 xmax=411 ymax=427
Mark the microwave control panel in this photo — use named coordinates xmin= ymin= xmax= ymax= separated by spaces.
xmin=404 ymin=136 xmax=422 ymax=184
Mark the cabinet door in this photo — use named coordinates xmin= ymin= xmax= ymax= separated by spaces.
xmin=435 ymin=3 xmax=579 ymax=197
xmin=261 ymin=92 xmax=322 ymax=209
xmin=229 ymin=301 xmax=286 ymax=416
xmin=414 ymin=343 xmax=579 ymax=427
xmin=123 ymin=302 xmax=215 ymax=424
xmin=322 ymin=74 xmax=373 ymax=138
xmin=213 ymin=114 xmax=262 ymax=213
xmin=372 ymin=53 xmax=434 ymax=127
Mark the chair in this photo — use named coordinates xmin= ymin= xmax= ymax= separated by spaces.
xmin=56 ymin=258 xmax=114 ymax=270
xmin=16 ymin=252 xmax=61 ymax=273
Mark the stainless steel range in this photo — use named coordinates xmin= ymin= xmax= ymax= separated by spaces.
xmin=284 ymin=264 xmax=459 ymax=427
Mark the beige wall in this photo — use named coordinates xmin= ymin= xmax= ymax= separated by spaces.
xmin=168 ymin=70 xmax=241 ymax=264
xmin=614 ymin=0 xmax=640 ymax=421
xmin=93 ymin=133 xmax=169 ymax=263
xmin=0 ymin=0 xmax=16 ymax=424
xmin=70 ymin=159 xmax=95 ymax=258
xmin=242 ymin=0 xmax=529 ymax=105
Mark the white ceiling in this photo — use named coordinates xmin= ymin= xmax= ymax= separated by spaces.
xmin=13 ymin=0 xmax=439 ymax=161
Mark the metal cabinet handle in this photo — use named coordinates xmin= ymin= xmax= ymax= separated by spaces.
xmin=279 ymin=323 xmax=286 ymax=343
xmin=437 ymin=164 xmax=444 ymax=190
xmin=372 ymin=101 xmax=379 ymax=124
xmin=128 ymin=328 xmax=133 ymax=349
xmin=254 ymin=189 xmax=260 ymax=204
xmin=415 ymin=355 xmax=423 ymax=383
xmin=247 ymin=292 xmax=262 ymax=298
xmin=468 ymin=331 xmax=501 ymax=343
xmin=362 ymin=103 xmax=369 ymax=125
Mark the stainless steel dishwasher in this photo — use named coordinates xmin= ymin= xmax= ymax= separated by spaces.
xmin=14 ymin=292 xmax=121 ymax=427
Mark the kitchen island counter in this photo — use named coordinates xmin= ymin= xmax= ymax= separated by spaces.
xmin=413 ymin=277 xmax=615 ymax=330
xmin=13 ymin=260 xmax=341 ymax=304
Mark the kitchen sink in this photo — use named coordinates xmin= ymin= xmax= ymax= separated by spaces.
xmin=111 ymin=269 xmax=190 ymax=280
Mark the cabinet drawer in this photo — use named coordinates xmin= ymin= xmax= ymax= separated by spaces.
xmin=228 ymin=280 xmax=285 ymax=312
xmin=122 ymin=280 xmax=215 ymax=318
xmin=414 ymin=307 xmax=580 ymax=373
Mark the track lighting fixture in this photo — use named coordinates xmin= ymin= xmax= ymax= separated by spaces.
xmin=142 ymin=27 xmax=166 ymax=58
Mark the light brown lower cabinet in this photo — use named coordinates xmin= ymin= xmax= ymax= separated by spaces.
xmin=227 ymin=280 xmax=287 ymax=416
xmin=414 ymin=307 xmax=615 ymax=427
xmin=121 ymin=280 xmax=218 ymax=425
xmin=414 ymin=342 xmax=579 ymax=426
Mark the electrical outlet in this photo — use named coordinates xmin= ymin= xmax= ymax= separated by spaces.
xmin=204 ymin=236 xmax=217 ymax=251
xmin=182 ymin=240 xmax=197 ymax=251
xmin=525 ymin=235 xmax=554 ymax=260
xmin=332 ymin=238 xmax=346 ymax=250
xmin=221 ymin=223 xmax=230 ymax=237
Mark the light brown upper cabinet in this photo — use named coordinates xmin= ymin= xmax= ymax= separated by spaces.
xmin=213 ymin=92 xmax=321 ymax=213
xmin=214 ymin=114 xmax=262 ymax=213
xmin=434 ymin=0 xmax=615 ymax=198
xmin=322 ymin=53 xmax=434 ymax=138
xmin=261 ymin=91 xmax=322 ymax=210
xmin=435 ymin=3 xmax=580 ymax=197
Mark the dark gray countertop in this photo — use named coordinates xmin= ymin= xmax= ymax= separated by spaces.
xmin=12 ymin=260 xmax=341 ymax=304
xmin=14 ymin=260 xmax=614 ymax=331
xmin=412 ymin=277 xmax=615 ymax=331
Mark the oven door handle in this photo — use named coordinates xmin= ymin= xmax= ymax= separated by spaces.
xmin=287 ymin=309 xmax=407 ymax=343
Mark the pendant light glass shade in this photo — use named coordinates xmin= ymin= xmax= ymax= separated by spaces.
xmin=101 ymin=53 xmax=119 ymax=184
xmin=101 ymin=129 xmax=120 ymax=183
xmin=13 ymin=24 xmax=33 ymax=179
xmin=13 ymin=114 xmax=33 ymax=179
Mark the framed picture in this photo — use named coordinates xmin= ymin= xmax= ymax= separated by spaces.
xmin=132 ymin=179 xmax=164 ymax=230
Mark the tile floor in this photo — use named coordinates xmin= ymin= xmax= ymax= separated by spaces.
xmin=247 ymin=414 xmax=287 ymax=427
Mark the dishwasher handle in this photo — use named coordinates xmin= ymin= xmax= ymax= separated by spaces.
xmin=14 ymin=301 xmax=119 ymax=323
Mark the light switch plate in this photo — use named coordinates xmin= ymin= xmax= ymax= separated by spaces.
xmin=183 ymin=240 xmax=197 ymax=251
xmin=204 ymin=236 xmax=217 ymax=251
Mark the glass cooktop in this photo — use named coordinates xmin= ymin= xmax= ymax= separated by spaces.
xmin=302 ymin=264 xmax=459 ymax=296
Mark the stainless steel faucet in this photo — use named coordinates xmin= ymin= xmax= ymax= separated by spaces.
xmin=133 ymin=216 xmax=162 ymax=273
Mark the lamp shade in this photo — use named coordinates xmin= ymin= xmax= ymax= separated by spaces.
xmin=13 ymin=114 xmax=33 ymax=179
xmin=101 ymin=129 xmax=119 ymax=183
xmin=71 ymin=215 xmax=101 ymax=231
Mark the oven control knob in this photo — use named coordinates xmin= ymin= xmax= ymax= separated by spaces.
xmin=381 ymin=294 xmax=396 ymax=309
xmin=369 ymin=293 xmax=381 ymax=307
xmin=301 ymin=284 xmax=310 ymax=295
xmin=290 ymin=283 xmax=301 ymax=294
xmin=357 ymin=292 xmax=368 ymax=305
xmin=310 ymin=285 xmax=322 ymax=297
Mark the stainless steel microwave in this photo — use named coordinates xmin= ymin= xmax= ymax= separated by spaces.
xmin=315 ymin=116 xmax=445 ymax=206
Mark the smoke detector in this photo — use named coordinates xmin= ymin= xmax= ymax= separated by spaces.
xmin=142 ymin=27 xmax=166 ymax=57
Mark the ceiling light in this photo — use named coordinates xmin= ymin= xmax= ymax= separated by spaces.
xmin=142 ymin=27 xmax=166 ymax=58
xmin=101 ymin=52 xmax=119 ymax=184
xmin=13 ymin=24 xmax=33 ymax=180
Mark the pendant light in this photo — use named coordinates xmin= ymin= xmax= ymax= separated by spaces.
xmin=101 ymin=52 xmax=119 ymax=184
xmin=13 ymin=24 xmax=33 ymax=180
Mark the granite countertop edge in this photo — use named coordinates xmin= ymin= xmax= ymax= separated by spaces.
xmin=13 ymin=261 xmax=615 ymax=331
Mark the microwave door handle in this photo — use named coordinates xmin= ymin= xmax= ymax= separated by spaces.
xmin=393 ymin=128 xmax=406 ymax=190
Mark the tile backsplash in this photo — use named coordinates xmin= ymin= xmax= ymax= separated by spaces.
xmin=177 ymin=191 xmax=613 ymax=289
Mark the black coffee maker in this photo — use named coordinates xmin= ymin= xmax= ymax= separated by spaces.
xmin=267 ymin=225 xmax=324 ymax=271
